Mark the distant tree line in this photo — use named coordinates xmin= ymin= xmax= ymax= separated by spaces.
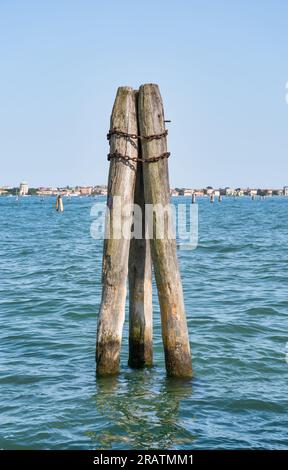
xmin=2 ymin=187 xmax=38 ymax=195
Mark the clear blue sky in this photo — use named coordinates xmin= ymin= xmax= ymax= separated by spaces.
xmin=0 ymin=0 xmax=288 ymax=188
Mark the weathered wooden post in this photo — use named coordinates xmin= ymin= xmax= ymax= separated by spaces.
xmin=56 ymin=195 xmax=64 ymax=212
xmin=96 ymin=86 xmax=137 ymax=376
xmin=128 ymin=159 xmax=153 ymax=368
xmin=138 ymin=83 xmax=193 ymax=378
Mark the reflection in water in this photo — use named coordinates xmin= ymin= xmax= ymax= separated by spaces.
xmin=89 ymin=369 xmax=195 ymax=449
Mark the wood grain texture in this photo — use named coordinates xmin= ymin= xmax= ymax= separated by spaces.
xmin=138 ymin=83 xmax=193 ymax=378
xmin=128 ymin=161 xmax=153 ymax=368
xmin=96 ymin=86 xmax=137 ymax=376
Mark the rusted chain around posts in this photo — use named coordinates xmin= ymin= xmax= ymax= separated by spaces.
xmin=107 ymin=151 xmax=170 ymax=164
xmin=107 ymin=128 xmax=168 ymax=142
xmin=107 ymin=128 xmax=170 ymax=163
xmin=138 ymin=83 xmax=192 ymax=378
xmin=96 ymin=87 xmax=138 ymax=376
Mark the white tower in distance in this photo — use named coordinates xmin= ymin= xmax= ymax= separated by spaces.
xmin=19 ymin=182 xmax=29 ymax=196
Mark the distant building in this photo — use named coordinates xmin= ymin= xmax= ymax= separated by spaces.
xmin=36 ymin=187 xmax=58 ymax=196
xmin=170 ymin=189 xmax=179 ymax=196
xmin=235 ymin=188 xmax=244 ymax=196
xmin=193 ymin=189 xmax=204 ymax=197
xmin=93 ymin=185 xmax=107 ymax=196
xmin=182 ymin=189 xmax=193 ymax=196
xmin=283 ymin=186 xmax=288 ymax=196
xmin=19 ymin=182 xmax=29 ymax=195
xmin=224 ymin=187 xmax=235 ymax=196
xmin=79 ymin=186 xmax=93 ymax=195
xmin=246 ymin=189 xmax=258 ymax=196
xmin=205 ymin=188 xmax=214 ymax=196
xmin=177 ymin=188 xmax=192 ymax=196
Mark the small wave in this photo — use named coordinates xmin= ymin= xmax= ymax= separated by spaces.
xmin=245 ymin=307 xmax=281 ymax=316
xmin=226 ymin=399 xmax=285 ymax=413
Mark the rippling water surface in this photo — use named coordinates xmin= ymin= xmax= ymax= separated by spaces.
xmin=0 ymin=196 xmax=288 ymax=449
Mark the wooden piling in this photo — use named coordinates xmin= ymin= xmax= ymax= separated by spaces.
xmin=96 ymin=86 xmax=138 ymax=376
xmin=138 ymin=84 xmax=192 ymax=378
xmin=56 ymin=195 xmax=64 ymax=212
xmin=128 ymin=162 xmax=153 ymax=368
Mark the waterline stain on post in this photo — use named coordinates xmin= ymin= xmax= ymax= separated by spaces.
xmin=138 ymin=84 xmax=192 ymax=378
xmin=128 ymin=153 xmax=153 ymax=368
xmin=96 ymin=87 xmax=137 ymax=376
xmin=96 ymin=84 xmax=192 ymax=378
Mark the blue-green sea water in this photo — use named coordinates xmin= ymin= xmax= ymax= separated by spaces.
xmin=0 ymin=195 xmax=288 ymax=450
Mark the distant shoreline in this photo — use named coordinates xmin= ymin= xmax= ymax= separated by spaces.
xmin=1 ymin=192 xmax=288 ymax=198
xmin=1 ymin=184 xmax=288 ymax=198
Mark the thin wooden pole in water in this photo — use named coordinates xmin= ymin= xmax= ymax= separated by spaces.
xmin=128 ymin=160 xmax=153 ymax=368
xmin=138 ymin=83 xmax=192 ymax=378
xmin=96 ymin=86 xmax=137 ymax=376
xmin=56 ymin=195 xmax=64 ymax=212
